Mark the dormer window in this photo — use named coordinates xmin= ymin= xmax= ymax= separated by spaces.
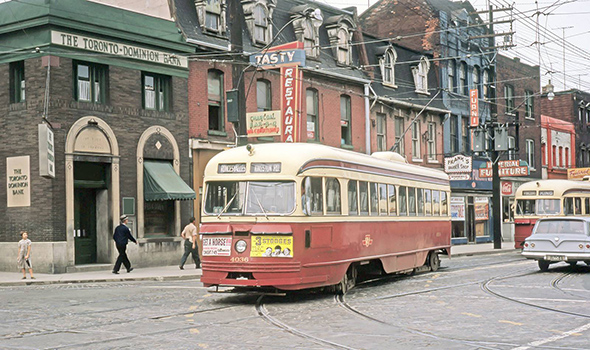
xmin=380 ymin=47 xmax=397 ymax=87
xmin=243 ymin=0 xmax=275 ymax=45
xmin=412 ymin=57 xmax=430 ymax=94
xmin=326 ymin=16 xmax=355 ymax=65
xmin=291 ymin=7 xmax=323 ymax=58
xmin=195 ymin=0 xmax=227 ymax=35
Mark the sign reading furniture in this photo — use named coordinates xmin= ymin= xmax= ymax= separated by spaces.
xmin=478 ymin=160 xmax=530 ymax=178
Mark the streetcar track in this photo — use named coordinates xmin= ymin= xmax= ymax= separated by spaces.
xmin=482 ymin=272 xmax=590 ymax=319
xmin=256 ymin=295 xmax=357 ymax=350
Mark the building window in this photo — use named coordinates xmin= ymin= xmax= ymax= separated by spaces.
xmin=411 ymin=122 xmax=420 ymax=159
xmin=306 ymin=89 xmax=319 ymax=141
xmin=195 ymin=0 xmax=226 ymax=35
xmin=336 ymin=28 xmax=350 ymax=64
xmin=483 ymin=69 xmax=490 ymax=100
xmin=293 ymin=12 xmax=322 ymax=58
xmin=473 ymin=66 xmax=480 ymax=97
xmin=559 ymin=146 xmax=563 ymax=167
xmin=208 ymin=70 xmax=224 ymax=132
xmin=579 ymin=106 xmax=584 ymax=123
xmin=525 ymin=90 xmax=534 ymax=119
xmin=448 ymin=60 xmax=455 ymax=93
xmin=427 ymin=122 xmax=436 ymax=160
xmin=587 ymin=110 xmax=590 ymax=125
xmin=381 ymin=48 xmax=396 ymax=86
xmin=75 ymin=61 xmax=108 ymax=103
xmin=459 ymin=62 xmax=467 ymax=95
xmin=450 ymin=116 xmax=458 ymax=153
xmin=541 ymin=142 xmax=546 ymax=166
xmin=340 ymin=95 xmax=351 ymax=145
xmin=377 ymin=113 xmax=386 ymax=151
xmin=253 ymin=4 xmax=268 ymax=43
xmin=552 ymin=145 xmax=557 ymax=168
xmin=412 ymin=57 xmax=430 ymax=93
xmin=462 ymin=117 xmax=469 ymax=153
xmin=505 ymin=84 xmax=515 ymax=113
xmin=9 ymin=61 xmax=25 ymax=103
xmin=257 ymin=79 xmax=271 ymax=111
xmin=142 ymin=73 xmax=171 ymax=111
xmin=526 ymin=139 xmax=535 ymax=169
xmin=508 ymin=136 xmax=515 ymax=160
xmin=565 ymin=147 xmax=570 ymax=168
xmin=394 ymin=116 xmax=404 ymax=154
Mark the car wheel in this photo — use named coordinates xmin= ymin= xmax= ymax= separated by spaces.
xmin=538 ymin=259 xmax=550 ymax=272
xmin=568 ymin=261 xmax=577 ymax=267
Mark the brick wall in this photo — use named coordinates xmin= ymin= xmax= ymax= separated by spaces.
xmin=0 ymin=56 xmax=190 ymax=243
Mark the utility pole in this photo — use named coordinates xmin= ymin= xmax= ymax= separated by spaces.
xmin=556 ymin=26 xmax=573 ymax=90
xmin=229 ymin=0 xmax=247 ymax=144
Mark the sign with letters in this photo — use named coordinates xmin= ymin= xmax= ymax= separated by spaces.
xmin=246 ymin=110 xmax=281 ymax=137
xmin=7 ymin=156 xmax=31 ymax=207
xmin=38 ymin=124 xmax=55 ymax=178
xmin=470 ymin=89 xmax=479 ymax=127
xmin=51 ymin=31 xmax=188 ymax=68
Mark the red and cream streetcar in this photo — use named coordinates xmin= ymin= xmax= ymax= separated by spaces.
xmin=199 ymin=143 xmax=451 ymax=292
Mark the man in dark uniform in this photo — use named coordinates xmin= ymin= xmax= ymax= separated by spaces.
xmin=112 ymin=215 xmax=137 ymax=274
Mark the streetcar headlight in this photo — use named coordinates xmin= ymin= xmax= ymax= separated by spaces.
xmin=235 ymin=240 xmax=247 ymax=253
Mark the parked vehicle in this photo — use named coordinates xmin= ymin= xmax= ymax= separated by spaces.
xmin=199 ymin=143 xmax=451 ymax=292
xmin=514 ymin=179 xmax=590 ymax=249
xmin=522 ymin=217 xmax=590 ymax=271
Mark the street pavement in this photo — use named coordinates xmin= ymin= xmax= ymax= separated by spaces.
xmin=0 ymin=242 xmax=517 ymax=287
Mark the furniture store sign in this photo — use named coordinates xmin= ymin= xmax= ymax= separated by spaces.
xmin=51 ymin=31 xmax=188 ymax=68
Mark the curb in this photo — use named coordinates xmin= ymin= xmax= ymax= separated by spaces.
xmin=0 ymin=273 xmax=201 ymax=287
xmin=449 ymin=249 xmax=520 ymax=258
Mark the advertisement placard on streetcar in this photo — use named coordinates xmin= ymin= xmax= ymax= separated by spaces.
xmin=251 ymin=235 xmax=293 ymax=258
xmin=202 ymin=237 xmax=232 ymax=256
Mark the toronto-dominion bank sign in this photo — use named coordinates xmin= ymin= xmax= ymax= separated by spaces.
xmin=51 ymin=31 xmax=188 ymax=68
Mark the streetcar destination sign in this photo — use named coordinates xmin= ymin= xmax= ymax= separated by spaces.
xmin=218 ymin=163 xmax=246 ymax=174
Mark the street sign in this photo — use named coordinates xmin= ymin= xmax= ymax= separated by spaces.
xmin=478 ymin=160 xmax=530 ymax=178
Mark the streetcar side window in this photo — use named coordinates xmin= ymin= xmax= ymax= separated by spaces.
xmin=585 ymin=198 xmax=590 ymax=215
xmin=379 ymin=183 xmax=388 ymax=215
xmin=417 ymin=188 xmax=424 ymax=216
xmin=359 ymin=181 xmax=369 ymax=215
xmin=399 ymin=186 xmax=408 ymax=216
xmin=388 ymin=184 xmax=397 ymax=216
xmin=302 ymin=177 xmax=323 ymax=215
xmin=408 ymin=187 xmax=416 ymax=216
xmin=424 ymin=189 xmax=432 ymax=215
xmin=441 ymin=191 xmax=448 ymax=216
xmin=326 ymin=178 xmax=341 ymax=214
xmin=432 ymin=190 xmax=440 ymax=216
xmin=574 ymin=197 xmax=582 ymax=215
xmin=369 ymin=182 xmax=379 ymax=216
xmin=564 ymin=198 xmax=573 ymax=215
xmin=348 ymin=180 xmax=358 ymax=215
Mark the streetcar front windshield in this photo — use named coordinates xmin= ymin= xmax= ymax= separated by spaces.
xmin=204 ymin=181 xmax=295 ymax=215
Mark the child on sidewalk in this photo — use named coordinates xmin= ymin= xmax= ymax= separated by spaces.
xmin=17 ymin=231 xmax=35 ymax=280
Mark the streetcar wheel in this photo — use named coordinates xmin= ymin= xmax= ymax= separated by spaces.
xmin=337 ymin=265 xmax=357 ymax=294
xmin=538 ymin=260 xmax=550 ymax=272
xmin=428 ymin=251 xmax=440 ymax=272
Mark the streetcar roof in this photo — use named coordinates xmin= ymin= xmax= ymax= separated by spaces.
xmin=515 ymin=179 xmax=590 ymax=197
xmin=204 ymin=143 xmax=449 ymax=183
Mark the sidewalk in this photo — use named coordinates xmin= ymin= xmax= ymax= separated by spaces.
xmin=0 ymin=242 xmax=518 ymax=286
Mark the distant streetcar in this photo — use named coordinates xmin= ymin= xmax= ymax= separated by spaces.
xmin=514 ymin=179 xmax=590 ymax=249
xmin=199 ymin=143 xmax=451 ymax=292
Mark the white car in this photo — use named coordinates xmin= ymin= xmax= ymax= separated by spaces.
xmin=522 ymin=217 xmax=590 ymax=271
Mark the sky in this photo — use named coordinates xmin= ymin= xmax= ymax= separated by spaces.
xmin=327 ymin=0 xmax=590 ymax=93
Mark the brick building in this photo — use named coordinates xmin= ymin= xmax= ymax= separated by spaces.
xmin=541 ymin=115 xmax=575 ymax=179
xmin=0 ymin=0 xmax=195 ymax=272
xmin=495 ymin=55 xmax=541 ymax=240
xmin=361 ymin=0 xmax=495 ymax=244
xmin=540 ymin=89 xmax=590 ymax=169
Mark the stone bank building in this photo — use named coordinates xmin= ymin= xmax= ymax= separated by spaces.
xmin=0 ymin=0 xmax=195 ymax=272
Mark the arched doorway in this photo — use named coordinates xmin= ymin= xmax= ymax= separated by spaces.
xmin=65 ymin=117 xmax=119 ymax=266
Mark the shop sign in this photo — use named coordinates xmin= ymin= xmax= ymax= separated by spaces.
xmin=449 ymin=173 xmax=471 ymax=181
xmin=251 ymin=235 xmax=293 ymax=258
xmin=478 ymin=160 xmax=530 ymax=178
xmin=202 ymin=237 xmax=232 ymax=256
xmin=567 ymin=167 xmax=590 ymax=180
xmin=38 ymin=123 xmax=55 ymax=178
xmin=501 ymin=181 xmax=513 ymax=195
xmin=444 ymin=155 xmax=472 ymax=173
xmin=51 ymin=31 xmax=187 ymax=68
xmin=280 ymin=66 xmax=301 ymax=142
xmin=246 ymin=110 xmax=281 ymax=137
xmin=474 ymin=197 xmax=489 ymax=221
xmin=6 ymin=156 xmax=31 ymax=207
xmin=250 ymin=49 xmax=306 ymax=68
xmin=470 ymin=89 xmax=479 ymax=127
xmin=450 ymin=197 xmax=465 ymax=221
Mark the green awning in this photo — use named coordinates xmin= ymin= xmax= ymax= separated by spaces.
xmin=144 ymin=160 xmax=196 ymax=201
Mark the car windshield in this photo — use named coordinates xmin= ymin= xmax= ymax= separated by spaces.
xmin=534 ymin=220 xmax=586 ymax=235
xmin=204 ymin=181 xmax=295 ymax=215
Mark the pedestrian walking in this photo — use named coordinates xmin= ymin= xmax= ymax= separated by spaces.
xmin=179 ymin=216 xmax=200 ymax=269
xmin=112 ymin=215 xmax=137 ymax=274
xmin=17 ymin=231 xmax=35 ymax=279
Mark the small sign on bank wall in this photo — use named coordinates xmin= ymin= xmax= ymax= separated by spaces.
xmin=7 ymin=155 xmax=31 ymax=207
